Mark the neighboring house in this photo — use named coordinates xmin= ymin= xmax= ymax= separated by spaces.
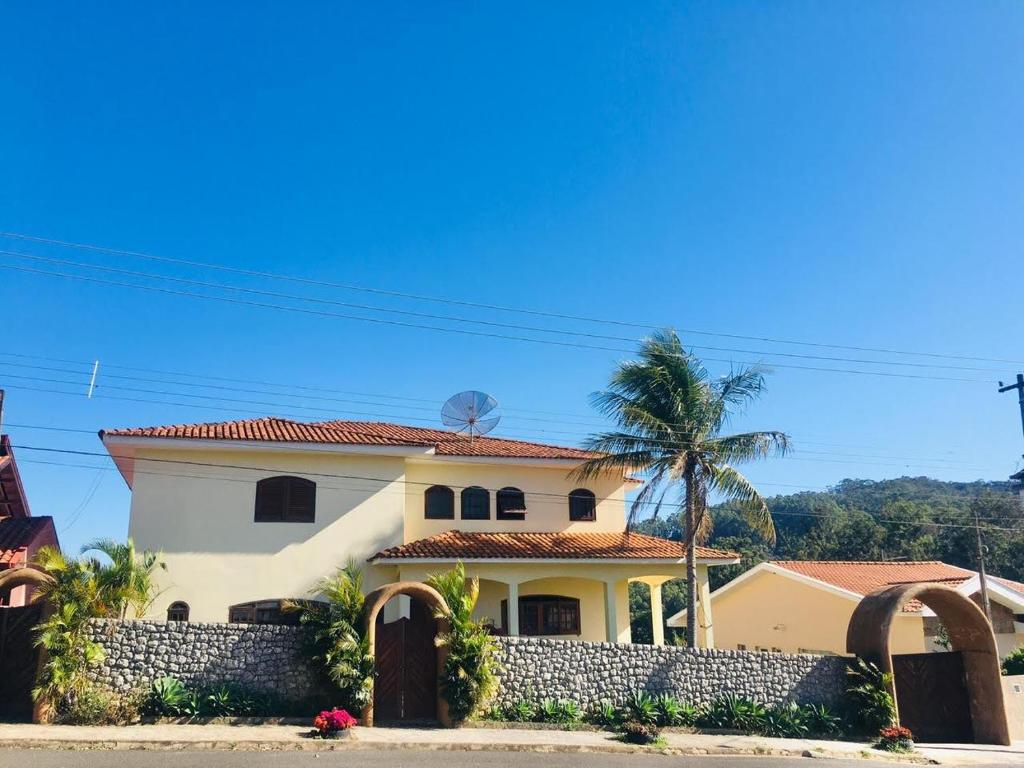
xmin=100 ymin=417 xmax=739 ymax=645
xmin=667 ymin=560 xmax=1024 ymax=658
xmin=0 ymin=432 xmax=58 ymax=607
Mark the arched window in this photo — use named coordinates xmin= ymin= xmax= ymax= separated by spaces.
xmin=568 ymin=488 xmax=596 ymax=521
xmin=501 ymin=595 xmax=580 ymax=636
xmin=496 ymin=487 xmax=526 ymax=520
xmin=254 ymin=476 xmax=316 ymax=523
xmin=424 ymin=485 xmax=455 ymax=519
xmin=461 ymin=486 xmax=490 ymax=520
xmin=167 ymin=601 xmax=190 ymax=622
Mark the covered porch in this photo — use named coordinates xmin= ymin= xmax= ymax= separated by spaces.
xmin=369 ymin=530 xmax=739 ymax=646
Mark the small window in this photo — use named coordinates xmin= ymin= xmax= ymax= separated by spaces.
xmin=167 ymin=601 xmax=189 ymax=622
xmin=425 ymin=485 xmax=455 ymax=519
xmin=255 ymin=476 xmax=316 ymax=523
xmin=736 ymin=644 xmax=747 ymax=651
xmin=227 ymin=599 xmax=299 ymax=625
xmin=496 ymin=487 xmax=526 ymax=520
xmin=568 ymin=488 xmax=596 ymax=521
xmin=461 ymin=486 xmax=490 ymax=520
xmin=501 ymin=595 xmax=580 ymax=636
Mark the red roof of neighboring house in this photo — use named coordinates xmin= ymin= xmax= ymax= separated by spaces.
xmin=101 ymin=417 xmax=603 ymax=461
xmin=771 ymin=560 xmax=976 ymax=597
xmin=372 ymin=530 xmax=739 ymax=562
xmin=0 ymin=516 xmax=56 ymax=565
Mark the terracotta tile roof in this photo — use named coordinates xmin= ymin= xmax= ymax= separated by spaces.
xmin=101 ymin=417 xmax=603 ymax=461
xmin=771 ymin=560 xmax=979 ymax=612
xmin=0 ymin=516 xmax=54 ymax=565
xmin=372 ymin=531 xmax=739 ymax=562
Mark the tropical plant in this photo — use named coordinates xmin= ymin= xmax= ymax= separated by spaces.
xmin=620 ymin=721 xmax=661 ymax=745
xmin=504 ymin=699 xmax=535 ymax=722
xmin=427 ymin=562 xmax=500 ymax=722
xmin=590 ymin=700 xmax=619 ymax=727
xmin=146 ymin=676 xmax=188 ymax=716
xmin=80 ymin=538 xmax=166 ymax=619
xmin=575 ymin=329 xmax=789 ymax=644
xmin=758 ymin=702 xmax=809 ymax=738
xmin=699 ymin=694 xmax=766 ymax=731
xmin=286 ymin=563 xmax=374 ymax=712
xmin=623 ymin=690 xmax=659 ymax=726
xmin=653 ymin=693 xmax=690 ymax=727
xmin=1002 ymin=646 xmax=1024 ymax=676
xmin=536 ymin=698 xmax=560 ymax=723
xmin=846 ymin=658 xmax=896 ymax=733
xmin=803 ymin=703 xmax=841 ymax=736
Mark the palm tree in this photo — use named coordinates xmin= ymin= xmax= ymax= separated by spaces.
xmin=80 ymin=538 xmax=166 ymax=619
xmin=574 ymin=329 xmax=789 ymax=646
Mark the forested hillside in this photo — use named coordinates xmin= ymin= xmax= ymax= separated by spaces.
xmin=629 ymin=477 xmax=1024 ymax=643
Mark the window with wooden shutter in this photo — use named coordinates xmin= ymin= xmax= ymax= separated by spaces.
xmin=568 ymin=488 xmax=596 ymax=521
xmin=424 ymin=485 xmax=455 ymax=519
xmin=166 ymin=601 xmax=189 ymax=622
xmin=227 ymin=599 xmax=300 ymax=625
xmin=496 ymin=487 xmax=526 ymax=520
xmin=500 ymin=595 xmax=580 ymax=636
xmin=461 ymin=486 xmax=490 ymax=520
xmin=254 ymin=476 xmax=316 ymax=522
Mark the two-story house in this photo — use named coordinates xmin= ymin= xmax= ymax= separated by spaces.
xmin=101 ymin=417 xmax=738 ymax=645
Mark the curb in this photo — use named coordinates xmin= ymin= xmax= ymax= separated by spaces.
xmin=0 ymin=737 xmax=936 ymax=763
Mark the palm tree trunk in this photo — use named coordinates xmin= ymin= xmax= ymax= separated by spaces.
xmin=684 ymin=466 xmax=698 ymax=647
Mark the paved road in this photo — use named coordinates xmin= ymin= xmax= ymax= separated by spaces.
xmin=0 ymin=750 xmax=1003 ymax=768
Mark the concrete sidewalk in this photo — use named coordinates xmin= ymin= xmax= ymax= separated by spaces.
xmin=0 ymin=723 xmax=1021 ymax=765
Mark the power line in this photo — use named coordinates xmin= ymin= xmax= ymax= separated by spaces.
xmin=0 ymin=261 xmax=995 ymax=385
xmin=4 ymin=230 xmax=1021 ymax=366
xmin=0 ymin=248 xmax=1007 ymax=375
xmin=11 ymin=443 xmax=1022 ymax=531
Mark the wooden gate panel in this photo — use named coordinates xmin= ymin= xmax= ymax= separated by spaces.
xmin=373 ymin=619 xmax=404 ymax=722
xmin=893 ymin=652 xmax=973 ymax=743
xmin=372 ymin=601 xmax=438 ymax=724
xmin=0 ymin=604 xmax=43 ymax=722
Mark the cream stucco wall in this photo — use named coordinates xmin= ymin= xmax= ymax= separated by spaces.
xmin=709 ymin=570 xmax=928 ymax=655
xmin=122 ymin=444 xmax=635 ymax=626
xmin=127 ymin=447 xmax=407 ymax=622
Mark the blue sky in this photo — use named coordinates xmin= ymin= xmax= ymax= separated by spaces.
xmin=2 ymin=2 xmax=1023 ymax=554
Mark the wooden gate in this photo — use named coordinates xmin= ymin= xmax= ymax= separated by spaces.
xmin=0 ymin=604 xmax=43 ymax=722
xmin=373 ymin=601 xmax=437 ymax=724
xmin=893 ymin=651 xmax=973 ymax=743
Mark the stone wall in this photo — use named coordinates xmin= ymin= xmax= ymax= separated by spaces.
xmin=493 ymin=637 xmax=847 ymax=709
xmin=87 ymin=619 xmax=327 ymax=703
xmin=88 ymin=620 xmax=847 ymax=712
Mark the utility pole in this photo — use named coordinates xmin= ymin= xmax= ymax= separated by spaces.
xmin=998 ymin=374 xmax=1024 ymax=440
xmin=973 ymin=503 xmax=993 ymax=622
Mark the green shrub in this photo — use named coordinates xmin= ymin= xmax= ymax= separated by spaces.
xmin=146 ymin=676 xmax=187 ymax=716
xmin=699 ymin=694 xmax=765 ymax=731
xmin=654 ymin=694 xmax=697 ymax=727
xmin=57 ymin=684 xmax=144 ymax=725
xmin=846 ymin=658 xmax=896 ymax=734
xmin=555 ymin=699 xmax=582 ymax=724
xmin=427 ymin=563 xmax=501 ymax=722
xmin=758 ymin=703 xmax=809 ymax=739
xmin=623 ymin=690 xmax=658 ymax=726
xmin=589 ymin=700 xmax=619 ymax=728
xmin=1002 ymin=646 xmax=1024 ymax=676
xmin=803 ymin=703 xmax=841 ymax=736
xmin=536 ymin=698 xmax=560 ymax=723
xmin=504 ymin=699 xmax=535 ymax=722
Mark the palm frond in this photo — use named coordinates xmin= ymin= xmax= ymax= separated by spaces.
xmin=706 ymin=463 xmax=776 ymax=545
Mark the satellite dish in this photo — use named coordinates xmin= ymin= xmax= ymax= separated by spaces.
xmin=441 ymin=390 xmax=500 ymax=441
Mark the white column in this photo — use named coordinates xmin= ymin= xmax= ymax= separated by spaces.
xmin=604 ymin=580 xmax=618 ymax=642
xmin=506 ymin=581 xmax=520 ymax=636
xmin=649 ymin=581 xmax=665 ymax=646
xmin=695 ymin=564 xmax=715 ymax=649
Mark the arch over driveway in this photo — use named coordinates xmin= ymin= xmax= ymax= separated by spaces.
xmin=0 ymin=564 xmax=54 ymax=605
xmin=0 ymin=565 xmax=55 ymax=723
xmin=847 ymin=582 xmax=1010 ymax=745
xmin=361 ymin=581 xmax=451 ymax=727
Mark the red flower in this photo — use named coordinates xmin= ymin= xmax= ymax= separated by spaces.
xmin=314 ymin=708 xmax=357 ymax=732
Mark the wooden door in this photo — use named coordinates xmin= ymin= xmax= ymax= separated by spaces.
xmin=0 ymin=604 xmax=43 ymax=722
xmin=373 ymin=601 xmax=437 ymax=724
xmin=893 ymin=652 xmax=973 ymax=743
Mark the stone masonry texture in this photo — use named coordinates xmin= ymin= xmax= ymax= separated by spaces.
xmin=88 ymin=620 xmax=847 ymax=710
xmin=492 ymin=637 xmax=847 ymax=709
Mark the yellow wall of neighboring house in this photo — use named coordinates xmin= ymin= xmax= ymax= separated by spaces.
xmin=711 ymin=570 xmax=928 ymax=655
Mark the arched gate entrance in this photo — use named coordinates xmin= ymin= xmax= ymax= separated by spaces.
xmin=847 ymin=582 xmax=1010 ymax=745
xmin=0 ymin=565 xmax=54 ymax=723
xmin=362 ymin=581 xmax=451 ymax=727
